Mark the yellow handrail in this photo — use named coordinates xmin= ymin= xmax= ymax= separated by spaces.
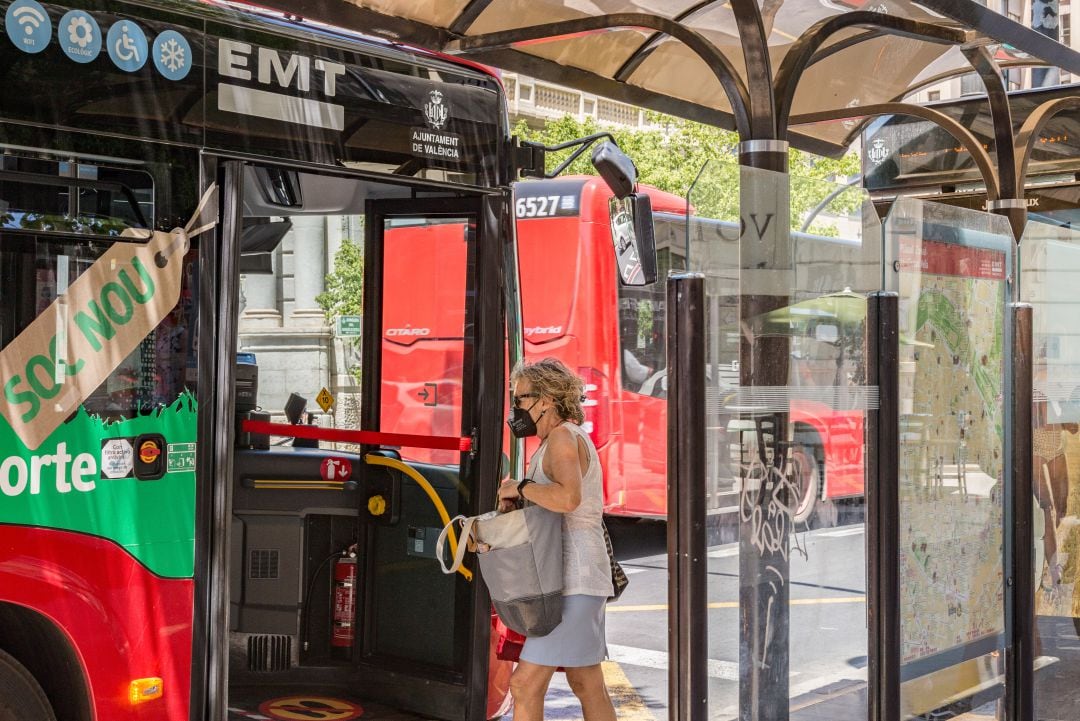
xmin=363 ymin=454 xmax=473 ymax=582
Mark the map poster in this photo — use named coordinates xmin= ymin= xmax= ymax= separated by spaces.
xmin=888 ymin=200 xmax=1012 ymax=716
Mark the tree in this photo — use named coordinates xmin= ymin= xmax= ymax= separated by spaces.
xmin=512 ymin=113 xmax=863 ymax=235
xmin=317 ymin=236 xmax=364 ymax=382
xmin=317 ymin=236 xmax=363 ymax=321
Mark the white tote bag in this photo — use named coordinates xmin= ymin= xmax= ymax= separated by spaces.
xmin=437 ymin=505 xmax=563 ymax=637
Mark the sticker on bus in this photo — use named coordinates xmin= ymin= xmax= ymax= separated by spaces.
xmin=100 ymin=438 xmax=134 ymax=479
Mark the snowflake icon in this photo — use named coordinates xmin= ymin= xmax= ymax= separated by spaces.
xmin=159 ymin=37 xmax=185 ymax=73
xmin=68 ymin=15 xmax=93 ymax=48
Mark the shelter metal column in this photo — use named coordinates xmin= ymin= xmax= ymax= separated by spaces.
xmin=1006 ymin=303 xmax=1034 ymax=721
xmin=736 ymin=140 xmax=791 ymax=721
xmin=989 ymin=200 xmax=1029 ymax=245
xmin=866 ymin=292 xmax=900 ymax=721
xmin=667 ymin=272 xmax=708 ymax=721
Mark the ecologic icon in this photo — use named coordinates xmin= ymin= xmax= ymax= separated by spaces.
xmin=59 ymin=10 xmax=101 ymax=63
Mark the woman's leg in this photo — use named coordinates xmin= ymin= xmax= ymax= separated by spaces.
xmin=509 ymin=660 xmax=557 ymax=721
xmin=1048 ymin=453 xmax=1070 ymax=527
xmin=1037 ymin=457 xmax=1062 ymax=586
xmin=564 ymin=664 xmax=616 ymax=721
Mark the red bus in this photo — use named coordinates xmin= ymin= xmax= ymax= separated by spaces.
xmin=384 ymin=175 xmax=867 ymax=522
xmin=0 ymin=2 xmax=656 ymax=719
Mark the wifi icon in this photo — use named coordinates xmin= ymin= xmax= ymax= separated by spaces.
xmin=5 ymin=0 xmax=52 ymax=54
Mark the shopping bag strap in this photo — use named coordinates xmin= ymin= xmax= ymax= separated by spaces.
xmin=437 ymin=515 xmax=477 ymax=575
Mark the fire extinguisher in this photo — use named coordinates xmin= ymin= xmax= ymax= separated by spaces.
xmin=331 ymin=548 xmax=357 ymax=658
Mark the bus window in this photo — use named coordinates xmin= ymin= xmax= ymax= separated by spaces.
xmin=380 ymin=215 xmax=474 ymax=466
xmin=0 ymin=154 xmax=195 ymax=424
xmin=617 ymin=213 xmax=687 ymax=397
xmin=0 ymin=154 xmax=154 ymax=236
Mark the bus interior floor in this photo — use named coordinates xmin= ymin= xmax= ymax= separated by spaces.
xmin=227 ymin=686 xmax=437 ymax=721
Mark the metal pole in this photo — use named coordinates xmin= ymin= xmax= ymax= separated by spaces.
xmin=667 ymin=272 xmax=708 ymax=721
xmin=1007 ymin=303 xmax=1034 ymax=721
xmin=866 ymin=291 xmax=900 ymax=721
xmin=737 ymin=141 xmax=790 ymax=721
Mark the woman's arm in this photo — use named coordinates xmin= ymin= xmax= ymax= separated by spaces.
xmin=497 ymin=426 xmax=586 ymax=513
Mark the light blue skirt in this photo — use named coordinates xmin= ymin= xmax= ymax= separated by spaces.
xmin=519 ymin=594 xmax=608 ymax=667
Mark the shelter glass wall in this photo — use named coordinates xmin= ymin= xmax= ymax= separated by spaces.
xmin=687 ymin=162 xmax=880 ymax=719
xmin=1019 ymin=222 xmax=1080 ymax=720
xmin=884 ymin=199 xmax=1013 ymax=719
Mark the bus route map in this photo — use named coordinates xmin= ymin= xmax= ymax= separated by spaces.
xmin=896 ymin=236 xmax=1007 ymax=667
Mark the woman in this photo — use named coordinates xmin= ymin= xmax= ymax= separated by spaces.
xmin=497 ymin=358 xmax=616 ymax=721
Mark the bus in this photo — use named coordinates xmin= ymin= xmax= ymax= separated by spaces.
xmin=386 ymin=175 xmax=871 ymax=523
xmin=0 ymin=2 xmax=646 ymax=719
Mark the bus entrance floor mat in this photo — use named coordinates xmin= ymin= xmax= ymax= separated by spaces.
xmin=227 ymin=688 xmax=437 ymax=721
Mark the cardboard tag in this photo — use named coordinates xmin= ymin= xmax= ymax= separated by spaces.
xmin=0 ymin=186 xmax=216 ymax=450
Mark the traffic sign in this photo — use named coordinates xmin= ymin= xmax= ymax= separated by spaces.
xmin=316 ymin=387 xmax=335 ymax=412
xmin=336 ymin=315 xmax=361 ymax=336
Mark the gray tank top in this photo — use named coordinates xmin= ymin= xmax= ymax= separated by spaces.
xmin=527 ymin=422 xmax=614 ymax=598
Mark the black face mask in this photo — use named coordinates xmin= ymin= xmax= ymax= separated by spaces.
xmin=507 ymin=398 xmax=546 ymax=438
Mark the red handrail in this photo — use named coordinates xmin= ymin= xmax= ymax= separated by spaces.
xmin=240 ymin=420 xmax=473 ymax=452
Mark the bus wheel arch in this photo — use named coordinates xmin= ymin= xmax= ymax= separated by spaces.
xmin=789 ymin=426 xmax=825 ymax=525
xmin=0 ymin=603 xmax=92 ymax=721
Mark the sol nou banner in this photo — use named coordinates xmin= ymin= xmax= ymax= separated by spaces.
xmin=0 ymin=186 xmax=216 ymax=450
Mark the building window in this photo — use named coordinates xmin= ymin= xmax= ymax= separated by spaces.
xmin=960 ymin=72 xmax=983 ymax=96
xmin=927 ymin=90 xmax=941 ymax=102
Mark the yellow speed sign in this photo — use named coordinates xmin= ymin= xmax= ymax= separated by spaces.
xmin=316 ymin=387 xmax=335 ymax=413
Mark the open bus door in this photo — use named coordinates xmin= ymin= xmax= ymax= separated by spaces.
xmin=215 ymin=164 xmax=511 ymax=721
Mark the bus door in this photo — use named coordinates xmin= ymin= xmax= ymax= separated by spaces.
xmin=220 ymin=168 xmax=507 ymax=721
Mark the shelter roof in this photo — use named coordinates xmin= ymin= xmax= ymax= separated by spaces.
xmin=253 ymin=1 xmax=1080 ymax=154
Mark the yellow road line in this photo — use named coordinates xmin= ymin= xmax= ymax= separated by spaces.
xmin=602 ymin=660 xmax=656 ymax=721
xmin=608 ymin=596 xmax=866 ymax=612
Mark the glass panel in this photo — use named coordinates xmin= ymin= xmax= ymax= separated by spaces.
xmin=237 ymin=212 xmax=345 ymax=426
xmin=0 ymin=152 xmax=154 ymax=236
xmin=379 ymin=216 xmax=472 ymax=466
xmin=1018 ymin=221 xmax=1080 ymax=721
xmin=0 ymin=198 xmax=200 ymax=580
xmin=0 ymin=231 xmax=197 ymax=419
xmin=689 ymin=161 xmax=880 ymax=719
xmin=884 ymin=198 xmax=1013 ymax=719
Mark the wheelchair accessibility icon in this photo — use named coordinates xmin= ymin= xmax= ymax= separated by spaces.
xmin=107 ymin=20 xmax=147 ymax=71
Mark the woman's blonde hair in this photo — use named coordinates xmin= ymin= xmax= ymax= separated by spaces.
xmin=510 ymin=358 xmax=585 ymax=425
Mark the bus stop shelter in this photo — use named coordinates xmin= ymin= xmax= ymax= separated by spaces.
xmin=254 ymin=2 xmax=1080 ymax=720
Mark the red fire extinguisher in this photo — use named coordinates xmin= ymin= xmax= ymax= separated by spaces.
xmin=331 ymin=549 xmax=357 ymax=656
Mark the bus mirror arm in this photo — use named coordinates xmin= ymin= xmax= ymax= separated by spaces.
xmin=514 ymin=133 xmax=639 ymax=199
xmin=513 ymin=138 xmax=546 ymax=179
xmin=516 ymin=132 xmax=617 ymax=179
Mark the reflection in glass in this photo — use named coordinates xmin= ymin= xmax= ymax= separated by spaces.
xmin=689 ymin=162 xmax=878 ymax=719
xmin=380 ymin=216 xmax=472 ymax=466
xmin=0 ymin=232 xmax=196 ymax=423
xmin=1019 ymin=221 xmax=1080 ymax=721
xmin=885 ymin=199 xmax=1012 ymax=719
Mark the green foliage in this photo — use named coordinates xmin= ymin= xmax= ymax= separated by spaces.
xmin=317 ymin=236 xmax=364 ymax=383
xmin=316 ymin=236 xmax=364 ymax=320
xmin=513 ymin=114 xmax=863 ymax=230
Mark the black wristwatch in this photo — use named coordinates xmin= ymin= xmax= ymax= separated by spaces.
xmin=517 ymin=478 xmax=535 ymax=499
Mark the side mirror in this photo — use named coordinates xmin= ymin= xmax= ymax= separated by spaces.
xmin=591 ymin=141 xmax=637 ymax=199
xmin=610 ymin=194 xmax=657 ymax=286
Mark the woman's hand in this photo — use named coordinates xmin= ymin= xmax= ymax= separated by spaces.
xmin=497 ymin=478 xmax=520 ymax=513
